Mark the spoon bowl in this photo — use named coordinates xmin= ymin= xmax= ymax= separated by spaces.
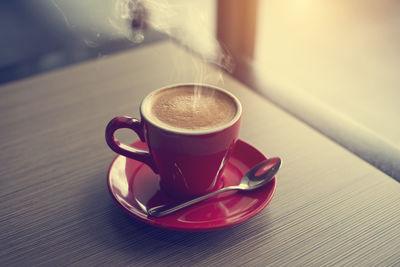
xmin=238 ymin=157 xmax=281 ymax=190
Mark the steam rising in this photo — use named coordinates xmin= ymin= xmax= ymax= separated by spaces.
xmin=109 ymin=0 xmax=147 ymax=43
xmin=118 ymin=0 xmax=234 ymax=110
xmin=110 ymin=0 xmax=234 ymax=77
xmin=50 ymin=0 xmax=233 ymax=91
xmin=144 ymin=0 xmax=233 ymax=72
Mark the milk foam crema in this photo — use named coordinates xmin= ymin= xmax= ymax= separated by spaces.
xmin=143 ymin=86 xmax=238 ymax=132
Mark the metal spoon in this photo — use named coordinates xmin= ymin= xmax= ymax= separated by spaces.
xmin=147 ymin=157 xmax=281 ymax=217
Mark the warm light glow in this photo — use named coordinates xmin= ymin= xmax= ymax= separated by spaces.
xmin=255 ymin=0 xmax=400 ymax=146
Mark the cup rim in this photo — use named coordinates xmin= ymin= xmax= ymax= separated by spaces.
xmin=140 ymin=83 xmax=242 ymax=135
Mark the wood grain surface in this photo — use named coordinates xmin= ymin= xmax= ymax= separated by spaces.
xmin=1 ymin=41 xmax=399 ymax=266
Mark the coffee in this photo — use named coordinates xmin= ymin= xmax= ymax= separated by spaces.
xmin=144 ymin=86 xmax=237 ymax=131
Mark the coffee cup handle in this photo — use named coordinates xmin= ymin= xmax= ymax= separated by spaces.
xmin=105 ymin=116 xmax=158 ymax=173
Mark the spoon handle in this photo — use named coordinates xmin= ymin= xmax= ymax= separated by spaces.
xmin=147 ymin=185 xmax=241 ymax=217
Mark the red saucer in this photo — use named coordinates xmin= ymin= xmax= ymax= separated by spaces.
xmin=107 ymin=139 xmax=277 ymax=232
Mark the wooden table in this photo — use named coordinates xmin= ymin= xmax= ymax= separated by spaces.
xmin=1 ymin=40 xmax=399 ymax=266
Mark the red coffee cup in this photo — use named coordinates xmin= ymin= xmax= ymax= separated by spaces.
xmin=105 ymin=84 xmax=242 ymax=200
